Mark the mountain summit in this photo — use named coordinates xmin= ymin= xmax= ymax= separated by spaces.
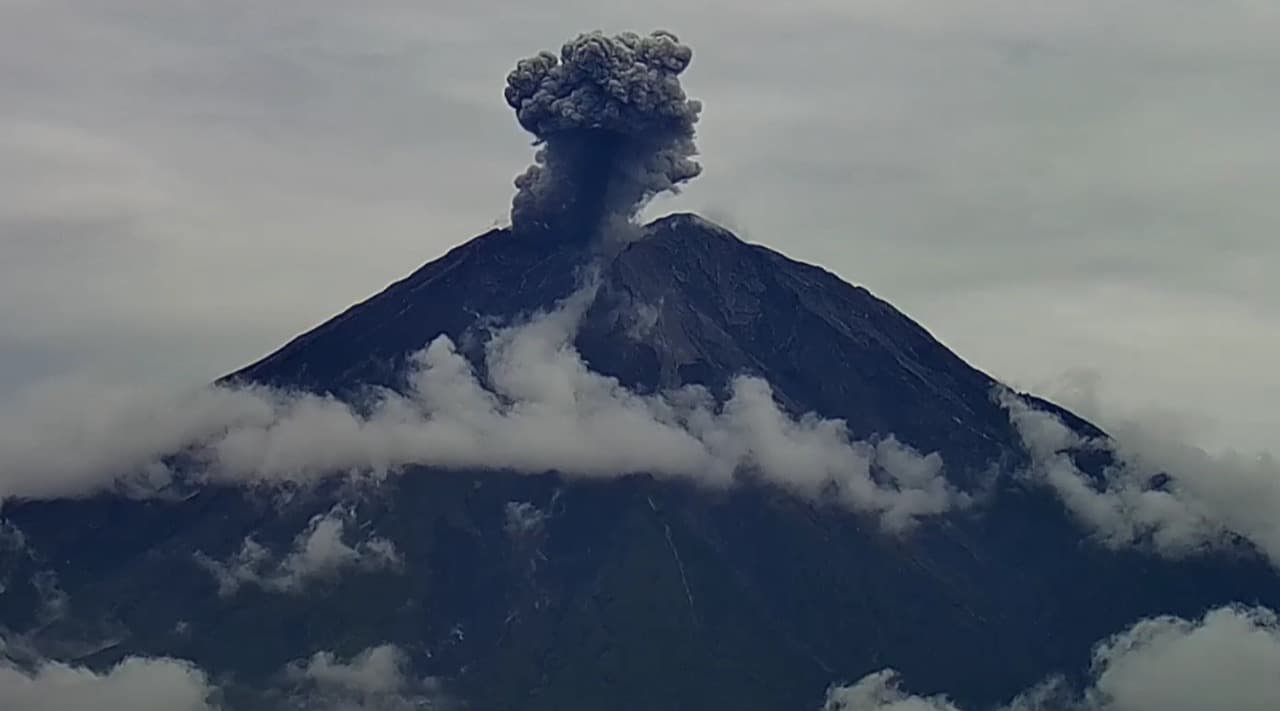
xmin=3 ymin=214 xmax=1276 ymax=710
xmin=235 ymin=213 xmax=1022 ymax=476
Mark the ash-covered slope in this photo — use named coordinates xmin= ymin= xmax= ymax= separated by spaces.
xmin=2 ymin=214 xmax=1277 ymax=711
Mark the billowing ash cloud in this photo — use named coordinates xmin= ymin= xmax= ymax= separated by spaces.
xmin=0 ymin=286 xmax=962 ymax=534
xmin=998 ymin=389 xmax=1280 ymax=570
xmin=195 ymin=505 xmax=402 ymax=596
xmin=821 ymin=604 xmax=1280 ymax=711
xmin=505 ymin=31 xmax=702 ymax=238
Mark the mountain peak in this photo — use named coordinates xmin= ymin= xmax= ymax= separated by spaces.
xmin=645 ymin=210 xmax=737 ymax=237
xmin=230 ymin=214 xmax=1014 ymax=482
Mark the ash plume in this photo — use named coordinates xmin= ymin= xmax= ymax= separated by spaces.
xmin=505 ymin=30 xmax=703 ymax=239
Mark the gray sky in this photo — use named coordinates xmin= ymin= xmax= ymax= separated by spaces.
xmin=1 ymin=0 xmax=1276 ymax=453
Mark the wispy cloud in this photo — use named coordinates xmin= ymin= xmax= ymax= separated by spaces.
xmin=196 ymin=505 xmax=401 ymax=596
xmin=1000 ymin=388 xmax=1280 ymax=568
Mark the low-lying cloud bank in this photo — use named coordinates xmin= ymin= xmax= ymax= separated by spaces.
xmin=0 ymin=640 xmax=436 ymax=711
xmin=823 ymin=604 xmax=1280 ymax=711
xmin=196 ymin=506 xmax=402 ymax=596
xmin=0 ymin=288 xmax=963 ymax=533
xmin=1000 ymin=390 xmax=1280 ymax=568
xmin=0 ymin=651 xmax=218 ymax=711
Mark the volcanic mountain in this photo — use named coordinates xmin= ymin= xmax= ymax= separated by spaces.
xmin=2 ymin=213 xmax=1277 ymax=710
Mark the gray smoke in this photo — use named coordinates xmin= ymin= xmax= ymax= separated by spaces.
xmin=505 ymin=30 xmax=703 ymax=238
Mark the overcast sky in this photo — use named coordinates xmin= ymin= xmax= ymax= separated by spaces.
xmin=1 ymin=0 xmax=1276 ymax=453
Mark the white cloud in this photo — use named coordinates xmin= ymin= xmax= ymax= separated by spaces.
xmin=1 ymin=287 xmax=965 ymax=533
xmin=197 ymin=506 xmax=401 ymax=596
xmin=0 ymin=651 xmax=218 ymax=711
xmin=1084 ymin=606 xmax=1280 ymax=711
xmin=288 ymin=644 xmax=409 ymax=696
xmin=504 ymin=501 xmax=547 ymax=538
xmin=1000 ymin=388 xmax=1280 ymax=568
xmin=283 ymin=644 xmax=442 ymax=711
xmin=823 ymin=669 xmax=960 ymax=711
xmin=0 ymin=377 xmax=278 ymax=500
xmin=824 ymin=604 xmax=1280 ymax=711
xmin=0 ymin=637 xmax=442 ymax=711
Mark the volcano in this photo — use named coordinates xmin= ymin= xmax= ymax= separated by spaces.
xmin=1 ymin=213 xmax=1277 ymax=710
